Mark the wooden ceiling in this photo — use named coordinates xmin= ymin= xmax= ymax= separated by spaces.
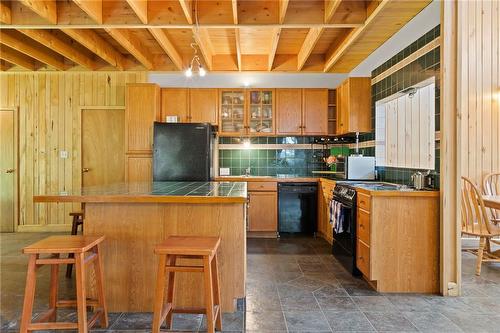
xmin=0 ymin=0 xmax=432 ymax=73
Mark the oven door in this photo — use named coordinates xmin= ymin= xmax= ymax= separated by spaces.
xmin=331 ymin=199 xmax=361 ymax=276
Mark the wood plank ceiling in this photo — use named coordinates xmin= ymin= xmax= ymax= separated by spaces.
xmin=0 ymin=0 xmax=432 ymax=73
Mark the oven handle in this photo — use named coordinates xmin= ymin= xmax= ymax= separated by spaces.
xmin=331 ymin=198 xmax=354 ymax=209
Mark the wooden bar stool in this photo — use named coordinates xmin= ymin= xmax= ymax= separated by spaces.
xmin=66 ymin=210 xmax=84 ymax=278
xmin=20 ymin=235 xmax=108 ymax=333
xmin=152 ymin=236 xmax=222 ymax=333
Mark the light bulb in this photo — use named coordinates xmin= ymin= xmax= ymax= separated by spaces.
xmin=185 ymin=66 xmax=193 ymax=77
xmin=199 ymin=66 xmax=206 ymax=77
xmin=243 ymin=139 xmax=251 ymax=149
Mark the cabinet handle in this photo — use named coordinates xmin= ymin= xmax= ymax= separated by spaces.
xmin=360 ymin=200 xmax=365 ymax=205
xmin=359 ymin=224 xmax=364 ymax=229
xmin=82 ymin=168 xmax=90 ymax=173
xmin=359 ymin=256 xmax=364 ymax=260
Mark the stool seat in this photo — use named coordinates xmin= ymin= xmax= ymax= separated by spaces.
xmin=69 ymin=211 xmax=84 ymax=217
xmin=154 ymin=236 xmax=220 ymax=256
xmin=23 ymin=235 xmax=104 ymax=254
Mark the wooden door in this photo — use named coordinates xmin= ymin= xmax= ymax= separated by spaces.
xmin=161 ymin=88 xmax=189 ymax=122
xmin=0 ymin=110 xmax=15 ymax=232
xmin=276 ymin=88 xmax=302 ymax=135
xmin=248 ymin=191 xmax=277 ymax=232
xmin=189 ymin=89 xmax=218 ymax=124
xmin=302 ymin=89 xmax=328 ymax=135
xmin=82 ymin=109 xmax=125 ymax=187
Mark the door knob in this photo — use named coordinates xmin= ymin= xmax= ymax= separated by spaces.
xmin=5 ymin=169 xmax=15 ymax=173
xmin=82 ymin=168 xmax=90 ymax=173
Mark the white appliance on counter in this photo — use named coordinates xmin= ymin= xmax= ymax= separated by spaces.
xmin=345 ymin=156 xmax=375 ymax=180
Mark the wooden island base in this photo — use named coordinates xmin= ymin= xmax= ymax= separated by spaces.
xmin=83 ymin=202 xmax=246 ymax=312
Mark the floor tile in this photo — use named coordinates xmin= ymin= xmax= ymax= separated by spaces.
xmin=351 ymin=296 xmax=397 ymax=312
xmin=109 ymin=312 xmax=152 ymax=330
xmin=245 ymin=311 xmax=287 ymax=331
xmin=283 ymin=310 xmax=331 ymax=332
xmin=323 ymin=310 xmax=375 ymax=332
xmin=442 ymin=312 xmax=500 ymax=333
xmin=385 ymin=295 xmax=435 ymax=312
xmin=315 ymin=297 xmax=357 ymax=311
xmin=402 ymin=311 xmax=463 ymax=332
xmin=363 ymin=311 xmax=418 ymax=332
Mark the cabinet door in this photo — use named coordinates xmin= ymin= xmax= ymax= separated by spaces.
xmin=161 ymin=88 xmax=189 ymax=122
xmin=189 ymin=89 xmax=218 ymax=124
xmin=247 ymin=89 xmax=275 ymax=135
xmin=347 ymin=77 xmax=371 ymax=133
xmin=337 ymin=81 xmax=348 ymax=134
xmin=248 ymin=191 xmax=277 ymax=232
xmin=126 ymin=155 xmax=152 ymax=182
xmin=302 ymin=89 xmax=328 ymax=135
xmin=125 ymin=84 xmax=160 ymax=153
xmin=276 ymin=88 xmax=302 ymax=135
xmin=219 ymin=89 xmax=246 ymax=136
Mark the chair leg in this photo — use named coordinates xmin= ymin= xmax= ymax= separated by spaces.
xmin=66 ymin=216 xmax=79 ymax=278
xmin=152 ymin=254 xmax=168 ymax=333
xmin=49 ymin=254 xmax=60 ymax=322
xmin=203 ymin=256 xmax=215 ymax=333
xmin=211 ymin=254 xmax=222 ymax=331
xmin=475 ymin=237 xmax=486 ymax=276
xmin=75 ymin=252 xmax=88 ymax=333
xmin=20 ymin=254 xmax=38 ymax=333
xmin=93 ymin=245 xmax=109 ymax=328
xmin=165 ymin=255 xmax=176 ymax=329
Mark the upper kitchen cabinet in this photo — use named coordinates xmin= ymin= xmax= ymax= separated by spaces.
xmin=219 ymin=89 xmax=246 ymax=136
xmin=247 ymin=89 xmax=275 ymax=135
xmin=125 ymin=83 xmax=160 ymax=153
xmin=302 ymin=89 xmax=328 ymax=135
xmin=189 ymin=89 xmax=218 ymax=125
xmin=276 ymin=89 xmax=302 ymax=135
xmin=336 ymin=78 xmax=371 ymax=135
xmin=161 ymin=88 xmax=189 ymax=123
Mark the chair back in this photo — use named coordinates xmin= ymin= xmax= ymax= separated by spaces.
xmin=461 ymin=177 xmax=493 ymax=235
xmin=483 ymin=173 xmax=500 ymax=220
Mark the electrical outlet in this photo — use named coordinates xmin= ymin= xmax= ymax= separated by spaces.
xmin=219 ymin=168 xmax=230 ymax=176
xmin=60 ymin=150 xmax=68 ymax=159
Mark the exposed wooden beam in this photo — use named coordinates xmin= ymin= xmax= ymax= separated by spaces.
xmin=268 ymin=28 xmax=281 ymax=71
xmin=62 ymin=29 xmax=125 ymax=69
xmin=126 ymin=0 xmax=148 ymax=24
xmin=0 ymin=30 xmax=66 ymax=70
xmin=279 ymin=0 xmax=289 ymax=24
xmin=192 ymin=28 xmax=213 ymax=70
xmin=2 ymin=23 xmax=363 ymax=29
xmin=231 ymin=0 xmax=238 ymax=24
xmin=324 ymin=0 xmax=342 ymax=23
xmin=72 ymin=0 xmax=102 ymax=24
xmin=0 ymin=45 xmax=36 ymax=70
xmin=105 ymin=28 xmax=154 ymax=69
xmin=19 ymin=0 xmax=57 ymax=24
xmin=178 ymin=0 xmax=193 ymax=24
xmin=19 ymin=29 xmax=96 ymax=70
xmin=0 ymin=1 xmax=12 ymax=24
xmin=235 ymin=28 xmax=241 ymax=71
xmin=324 ymin=0 xmax=388 ymax=72
xmin=148 ymin=28 xmax=183 ymax=70
xmin=297 ymin=27 xmax=323 ymax=71
xmin=0 ymin=60 xmax=13 ymax=71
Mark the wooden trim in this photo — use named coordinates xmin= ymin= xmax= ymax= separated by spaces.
xmin=19 ymin=0 xmax=57 ymax=24
xmin=268 ymin=28 xmax=281 ymax=71
xmin=72 ymin=0 xmax=103 ymax=24
xmin=33 ymin=195 xmax=247 ymax=204
xmin=148 ymin=28 xmax=184 ymax=70
xmin=16 ymin=224 xmax=72 ymax=232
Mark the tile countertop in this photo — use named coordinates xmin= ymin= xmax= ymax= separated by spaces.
xmin=33 ymin=181 xmax=248 ymax=204
xmin=216 ymin=174 xmax=320 ymax=182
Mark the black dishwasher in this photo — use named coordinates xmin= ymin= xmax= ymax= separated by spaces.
xmin=278 ymin=183 xmax=318 ymax=235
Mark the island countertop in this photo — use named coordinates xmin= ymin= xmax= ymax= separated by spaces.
xmin=33 ymin=181 xmax=248 ymax=204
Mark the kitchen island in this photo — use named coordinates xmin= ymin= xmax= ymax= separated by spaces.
xmin=34 ymin=182 xmax=247 ymax=313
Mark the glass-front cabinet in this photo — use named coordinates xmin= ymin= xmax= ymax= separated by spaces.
xmin=219 ymin=89 xmax=275 ymax=136
xmin=219 ymin=89 xmax=246 ymax=136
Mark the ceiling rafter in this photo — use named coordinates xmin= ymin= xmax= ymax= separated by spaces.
xmin=72 ymin=0 xmax=102 ymax=24
xmin=231 ymin=0 xmax=238 ymax=25
xmin=19 ymin=29 xmax=97 ymax=70
xmin=235 ymin=29 xmax=242 ymax=71
xmin=126 ymin=0 xmax=148 ymax=24
xmin=0 ymin=60 xmax=12 ymax=71
xmin=105 ymin=28 xmax=154 ymax=70
xmin=324 ymin=0 xmax=343 ymax=23
xmin=19 ymin=0 xmax=57 ymax=24
xmin=193 ymin=28 xmax=213 ymax=70
xmin=279 ymin=0 xmax=289 ymax=24
xmin=0 ymin=30 xmax=66 ymax=70
xmin=62 ymin=29 xmax=125 ymax=70
xmin=179 ymin=0 xmax=193 ymax=24
xmin=1 ymin=23 xmax=363 ymax=29
xmin=0 ymin=1 xmax=12 ymax=24
xmin=297 ymin=27 xmax=323 ymax=70
xmin=268 ymin=28 xmax=281 ymax=71
xmin=148 ymin=28 xmax=183 ymax=70
xmin=0 ymin=45 xmax=36 ymax=70
xmin=324 ymin=0 xmax=388 ymax=72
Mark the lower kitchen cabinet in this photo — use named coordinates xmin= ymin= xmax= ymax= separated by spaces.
xmin=318 ymin=178 xmax=335 ymax=244
xmin=248 ymin=191 xmax=277 ymax=232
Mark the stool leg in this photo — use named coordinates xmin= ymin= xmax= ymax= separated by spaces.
xmin=203 ymin=256 xmax=215 ymax=333
xmin=75 ymin=252 xmax=88 ymax=333
xmin=153 ymin=254 xmax=168 ymax=333
xmin=20 ymin=254 xmax=38 ymax=333
xmin=93 ymin=245 xmax=108 ymax=328
xmin=66 ymin=216 xmax=79 ymax=278
xmin=49 ymin=254 xmax=60 ymax=322
xmin=211 ymin=254 xmax=222 ymax=331
xmin=165 ymin=255 xmax=176 ymax=328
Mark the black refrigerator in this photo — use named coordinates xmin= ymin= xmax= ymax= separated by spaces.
xmin=153 ymin=122 xmax=215 ymax=181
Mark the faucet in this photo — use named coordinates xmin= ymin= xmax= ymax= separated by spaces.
xmin=245 ymin=167 xmax=251 ymax=176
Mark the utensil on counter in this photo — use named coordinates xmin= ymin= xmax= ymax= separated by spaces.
xmin=411 ymin=171 xmax=425 ymax=190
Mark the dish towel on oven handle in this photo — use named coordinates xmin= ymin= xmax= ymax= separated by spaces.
xmin=329 ymin=199 xmax=346 ymax=233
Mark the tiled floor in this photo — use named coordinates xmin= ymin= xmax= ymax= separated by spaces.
xmin=1 ymin=233 xmax=499 ymax=332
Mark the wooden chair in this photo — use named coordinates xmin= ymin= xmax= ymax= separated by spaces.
xmin=66 ymin=210 xmax=85 ymax=278
xmin=461 ymin=177 xmax=500 ymax=275
xmin=483 ymin=172 xmax=500 ymax=224
xmin=152 ymin=236 xmax=222 ymax=333
xmin=20 ymin=235 xmax=108 ymax=333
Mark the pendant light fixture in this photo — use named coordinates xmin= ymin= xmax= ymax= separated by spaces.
xmin=185 ymin=0 xmax=207 ymax=78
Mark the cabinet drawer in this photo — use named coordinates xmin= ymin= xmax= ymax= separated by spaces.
xmin=356 ymin=240 xmax=370 ymax=277
xmin=357 ymin=209 xmax=370 ymax=245
xmin=357 ymin=193 xmax=371 ymax=211
xmin=248 ymin=181 xmax=277 ymax=191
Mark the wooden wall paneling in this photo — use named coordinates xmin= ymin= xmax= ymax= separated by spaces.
xmin=276 ymin=88 xmax=302 ymax=135
xmin=160 ymin=88 xmax=189 ymax=122
xmin=396 ymin=95 xmax=405 ymax=167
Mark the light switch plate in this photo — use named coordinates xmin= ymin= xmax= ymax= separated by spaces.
xmin=60 ymin=150 xmax=68 ymax=159
xmin=219 ymin=168 xmax=230 ymax=176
